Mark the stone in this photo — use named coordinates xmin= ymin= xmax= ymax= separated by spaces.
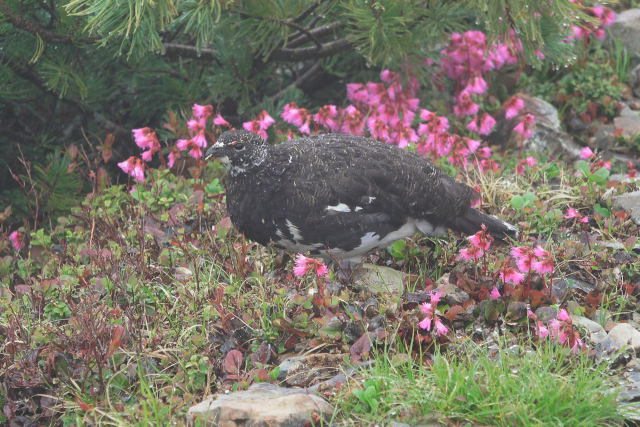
xmin=353 ymin=263 xmax=406 ymax=294
xmin=608 ymin=9 xmax=640 ymax=58
xmin=572 ymin=316 xmax=607 ymax=345
xmin=613 ymin=115 xmax=640 ymax=138
xmin=535 ymin=306 xmax=558 ymax=322
xmin=631 ymin=64 xmax=640 ymax=98
xmin=596 ymin=323 xmax=640 ymax=357
xmin=277 ymin=353 xmax=346 ymax=387
xmin=187 ymin=383 xmax=332 ymax=427
xmin=489 ymin=94 xmax=582 ymax=158
xmin=552 ymin=277 xmax=597 ymax=296
xmin=613 ymin=190 xmax=640 ymax=225
xmin=436 ymin=282 xmax=470 ymax=306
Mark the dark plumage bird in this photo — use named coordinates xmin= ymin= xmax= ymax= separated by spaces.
xmin=206 ymin=130 xmax=517 ymax=263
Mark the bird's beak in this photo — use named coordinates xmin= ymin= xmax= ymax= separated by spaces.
xmin=205 ymin=140 xmax=225 ymax=160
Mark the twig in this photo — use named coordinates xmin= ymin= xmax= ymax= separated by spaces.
xmin=163 ymin=42 xmax=216 ymax=58
xmin=268 ymin=60 xmax=322 ymax=102
xmin=0 ymin=0 xmax=75 ymax=43
xmin=271 ymin=37 xmax=351 ymax=61
xmin=286 ymin=21 xmax=343 ymax=49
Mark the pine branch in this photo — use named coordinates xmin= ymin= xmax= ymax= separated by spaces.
xmin=268 ymin=60 xmax=322 ymax=102
xmin=0 ymin=0 xmax=72 ymax=43
xmin=163 ymin=43 xmax=216 ymax=59
xmin=286 ymin=21 xmax=344 ymax=49
xmin=271 ymin=38 xmax=351 ymax=61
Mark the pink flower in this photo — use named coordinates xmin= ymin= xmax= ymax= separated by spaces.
xmin=572 ymin=337 xmax=585 ymax=353
xmin=579 ymin=146 xmax=595 ymax=159
xmin=175 ymin=138 xmax=203 ymax=159
xmin=430 ymin=291 xmax=442 ymax=305
xmin=293 ymin=254 xmax=328 ymax=278
xmin=468 ymin=225 xmax=493 ymax=251
xmin=504 ymin=97 xmax=525 ymax=119
xmin=434 ymin=318 xmax=449 ymax=336
xmin=527 ymin=309 xmax=537 ymax=319
xmin=563 ymin=207 xmax=582 ymax=219
xmin=452 ymin=91 xmax=479 ymax=116
xmin=213 ymin=114 xmax=231 ymax=127
xmin=419 ymin=315 xmax=432 ymax=331
xmin=346 ymin=83 xmax=369 ymax=104
xmin=314 ymin=105 xmax=340 ymax=131
xmin=187 ymin=118 xmax=205 ymax=132
xmin=557 ymin=309 xmax=571 ymax=322
xmin=282 ymin=102 xmax=311 ymax=134
xmin=464 ymin=76 xmax=488 ymax=95
xmin=500 ymin=267 xmax=525 ymax=285
xmin=192 ymin=104 xmax=213 ymax=119
xmin=513 ymin=114 xmax=536 ymax=139
xmin=117 ymin=156 xmax=145 ymax=182
xmin=132 ymin=127 xmax=159 ymax=150
xmin=515 ymin=156 xmax=537 ymax=175
xmin=490 ymin=287 xmax=501 ymax=300
xmin=243 ymin=120 xmax=268 ymax=140
xmin=532 ymin=258 xmax=554 ymax=275
xmin=257 ymin=111 xmax=275 ymax=130
xmin=533 ymin=246 xmax=549 ymax=259
xmin=9 ymin=231 xmax=25 ymax=251
xmin=421 ymin=302 xmax=433 ymax=315
xmin=457 ymin=246 xmax=484 ymax=261
xmin=167 ymin=150 xmax=179 ymax=168
xmin=578 ymin=216 xmax=590 ymax=224
xmin=536 ymin=322 xmax=549 ymax=339
xmin=466 ymin=113 xmax=496 ymax=135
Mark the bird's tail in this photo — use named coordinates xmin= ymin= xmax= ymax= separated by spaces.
xmin=451 ymin=208 xmax=518 ymax=240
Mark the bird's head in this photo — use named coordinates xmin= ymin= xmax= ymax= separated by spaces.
xmin=205 ymin=130 xmax=268 ymax=175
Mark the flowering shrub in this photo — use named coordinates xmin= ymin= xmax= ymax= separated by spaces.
xmin=418 ymin=291 xmax=449 ymax=337
xmin=529 ymin=308 xmax=585 ymax=352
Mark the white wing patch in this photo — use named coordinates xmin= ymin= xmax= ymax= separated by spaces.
xmin=325 ymin=203 xmax=351 ymax=213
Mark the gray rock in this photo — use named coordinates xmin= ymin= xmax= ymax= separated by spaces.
xmin=631 ymin=64 xmax=640 ymax=98
xmin=552 ymin=277 xmax=597 ymax=295
xmin=277 ymin=353 xmax=345 ymax=387
xmin=614 ymin=115 xmax=640 ymax=138
xmin=187 ymin=383 xmax=332 ymax=426
xmin=613 ymin=190 xmax=640 ymax=225
xmin=596 ymin=323 xmax=640 ymax=358
xmin=353 ymin=263 xmax=406 ymax=294
xmin=490 ymin=94 xmax=582 ymax=158
xmin=608 ymin=9 xmax=640 ymax=58
xmin=436 ymin=282 xmax=470 ymax=306
xmin=535 ymin=306 xmax=558 ymax=322
xmin=572 ymin=315 xmax=607 ymax=345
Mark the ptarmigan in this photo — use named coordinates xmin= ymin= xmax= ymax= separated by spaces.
xmin=205 ymin=130 xmax=517 ymax=263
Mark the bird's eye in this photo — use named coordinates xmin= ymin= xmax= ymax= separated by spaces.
xmin=233 ymin=143 xmax=245 ymax=151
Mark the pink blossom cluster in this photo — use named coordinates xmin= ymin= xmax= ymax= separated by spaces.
xmin=243 ymin=110 xmax=275 ymax=140
xmin=117 ymin=156 xmax=146 ymax=182
xmin=515 ymin=156 xmax=538 ymax=175
xmin=119 ymin=104 xmax=233 ymax=182
xmin=564 ymin=207 xmax=589 ymax=224
xmin=439 ymin=31 xmax=526 ymax=139
xmin=567 ymin=5 xmax=616 ymax=41
xmin=579 ymin=146 xmax=612 ymax=172
xmin=8 ymin=230 xmax=25 ymax=251
xmin=457 ymin=224 xmax=494 ymax=261
xmin=293 ymin=254 xmax=328 ymax=278
xmin=173 ymin=104 xmax=231 ymax=166
xmin=418 ymin=291 xmax=449 ymax=337
xmin=118 ymin=126 xmax=161 ymax=181
xmin=528 ymin=308 xmax=585 ymax=352
xmin=498 ymin=245 xmax=555 ymax=287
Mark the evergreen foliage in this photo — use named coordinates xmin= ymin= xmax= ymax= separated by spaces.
xmin=1 ymin=0 xmax=585 ymax=204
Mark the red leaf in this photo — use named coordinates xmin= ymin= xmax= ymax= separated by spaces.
xmin=223 ymin=350 xmax=243 ymax=375
xmin=106 ymin=325 xmax=125 ymax=358
xmin=444 ymin=305 xmax=464 ymax=322
xmin=76 ymin=398 xmax=94 ymax=411
xmin=350 ymin=333 xmax=371 ymax=363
